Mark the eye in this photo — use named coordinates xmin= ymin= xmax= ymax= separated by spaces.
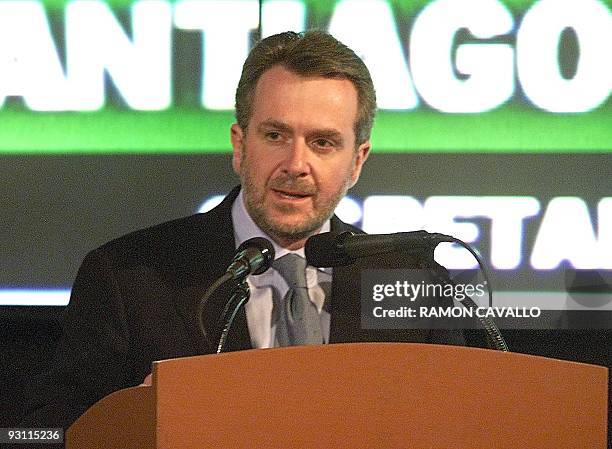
xmin=265 ymin=131 xmax=282 ymax=141
xmin=312 ymin=138 xmax=334 ymax=150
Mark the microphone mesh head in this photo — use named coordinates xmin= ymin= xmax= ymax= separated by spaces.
xmin=237 ymin=237 xmax=275 ymax=275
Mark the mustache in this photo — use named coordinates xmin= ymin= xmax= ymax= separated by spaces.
xmin=268 ymin=175 xmax=317 ymax=195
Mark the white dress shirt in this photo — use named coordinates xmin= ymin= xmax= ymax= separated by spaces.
xmin=231 ymin=191 xmax=332 ymax=348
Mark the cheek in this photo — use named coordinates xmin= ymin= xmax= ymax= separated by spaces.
xmin=318 ymin=163 xmax=354 ymax=195
xmin=242 ymin=152 xmax=276 ymax=185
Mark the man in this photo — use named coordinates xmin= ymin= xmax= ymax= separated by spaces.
xmin=19 ymin=31 xmax=461 ymax=434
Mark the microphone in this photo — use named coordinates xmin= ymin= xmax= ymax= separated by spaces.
xmin=306 ymin=230 xmax=509 ymax=351
xmin=226 ymin=237 xmax=275 ymax=280
xmin=305 ymin=230 xmax=453 ymax=267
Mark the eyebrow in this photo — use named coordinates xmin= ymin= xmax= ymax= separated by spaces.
xmin=257 ymin=119 xmax=292 ymax=134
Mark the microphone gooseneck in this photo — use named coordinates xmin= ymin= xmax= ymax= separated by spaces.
xmin=198 ymin=237 xmax=275 ymax=351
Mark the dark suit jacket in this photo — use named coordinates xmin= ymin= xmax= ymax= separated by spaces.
xmin=19 ymin=186 xmax=462 ymax=433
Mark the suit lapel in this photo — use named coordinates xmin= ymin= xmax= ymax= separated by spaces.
xmin=172 ymin=186 xmax=253 ymax=354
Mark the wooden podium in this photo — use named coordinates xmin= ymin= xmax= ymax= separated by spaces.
xmin=67 ymin=343 xmax=608 ymax=448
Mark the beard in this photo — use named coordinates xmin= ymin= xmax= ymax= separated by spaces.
xmin=239 ymin=150 xmax=354 ymax=244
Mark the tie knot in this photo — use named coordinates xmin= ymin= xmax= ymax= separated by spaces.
xmin=273 ymin=253 xmax=308 ymax=289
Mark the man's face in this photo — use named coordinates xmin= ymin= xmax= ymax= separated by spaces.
xmin=231 ymin=65 xmax=370 ymax=249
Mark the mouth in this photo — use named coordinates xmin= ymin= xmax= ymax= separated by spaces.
xmin=271 ymin=188 xmax=313 ymax=200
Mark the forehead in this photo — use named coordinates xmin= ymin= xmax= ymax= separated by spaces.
xmin=249 ymin=65 xmax=359 ymax=135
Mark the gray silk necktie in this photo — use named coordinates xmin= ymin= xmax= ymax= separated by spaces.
xmin=273 ymin=254 xmax=323 ymax=346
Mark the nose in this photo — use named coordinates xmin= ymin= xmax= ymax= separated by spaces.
xmin=281 ymin=139 xmax=310 ymax=177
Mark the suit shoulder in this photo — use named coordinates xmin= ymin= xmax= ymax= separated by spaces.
xmin=88 ymin=211 xmax=228 ymax=270
xmin=102 ymin=214 xmax=208 ymax=251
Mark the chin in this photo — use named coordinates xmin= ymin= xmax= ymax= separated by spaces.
xmin=269 ymin=216 xmax=323 ymax=239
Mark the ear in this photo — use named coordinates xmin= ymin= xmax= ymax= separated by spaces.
xmin=230 ymin=124 xmax=245 ymax=175
xmin=349 ymin=140 xmax=371 ymax=188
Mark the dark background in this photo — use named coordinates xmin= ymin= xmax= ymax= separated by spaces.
xmin=1 ymin=153 xmax=610 ymax=439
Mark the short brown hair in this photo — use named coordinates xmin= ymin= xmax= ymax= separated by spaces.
xmin=235 ymin=31 xmax=376 ymax=145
